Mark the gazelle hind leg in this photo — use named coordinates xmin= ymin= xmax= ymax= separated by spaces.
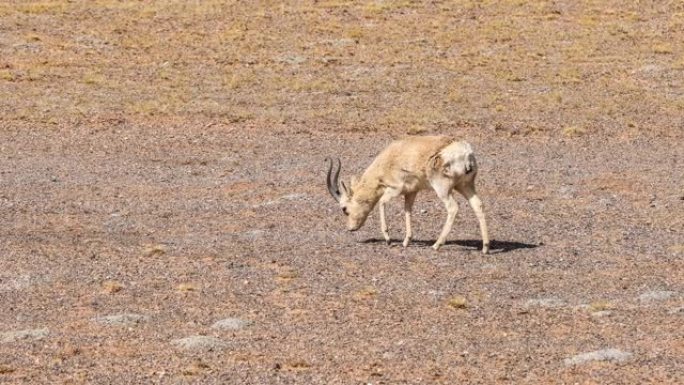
xmin=403 ymin=192 xmax=417 ymax=247
xmin=457 ymin=184 xmax=489 ymax=254
xmin=432 ymin=183 xmax=459 ymax=250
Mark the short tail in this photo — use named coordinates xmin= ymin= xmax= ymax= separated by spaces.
xmin=431 ymin=141 xmax=476 ymax=177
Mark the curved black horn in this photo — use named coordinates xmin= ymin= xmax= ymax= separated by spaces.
xmin=325 ymin=157 xmax=342 ymax=202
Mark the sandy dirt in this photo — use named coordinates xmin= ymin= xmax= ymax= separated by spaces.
xmin=1 ymin=1 xmax=683 ymax=384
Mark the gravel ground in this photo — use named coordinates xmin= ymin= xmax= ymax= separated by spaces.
xmin=1 ymin=2 xmax=683 ymax=383
xmin=0 ymin=123 xmax=682 ymax=384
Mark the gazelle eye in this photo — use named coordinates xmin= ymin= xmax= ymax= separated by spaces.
xmin=342 ymin=207 xmax=349 ymax=216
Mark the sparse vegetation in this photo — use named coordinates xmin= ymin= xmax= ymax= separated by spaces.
xmin=177 ymin=283 xmax=197 ymax=292
xmin=0 ymin=365 xmax=14 ymax=374
xmin=589 ymin=300 xmax=615 ymax=312
xmin=1 ymin=2 xmax=683 ymax=384
xmin=563 ymin=125 xmax=587 ymax=137
xmin=355 ymin=286 xmax=379 ymax=299
xmin=447 ymin=295 xmax=468 ymax=309
xmin=101 ymin=280 xmax=124 ymax=294
xmin=143 ymin=244 xmax=167 ymax=258
xmin=0 ymin=1 xmax=682 ymax=137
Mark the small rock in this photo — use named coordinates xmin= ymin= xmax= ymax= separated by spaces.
xmin=668 ymin=307 xmax=684 ymax=315
xmin=558 ymin=185 xmax=577 ymax=199
xmin=172 ymin=336 xmax=227 ymax=352
xmin=323 ymin=38 xmax=356 ymax=47
xmin=256 ymin=193 xmax=307 ymax=207
xmin=0 ymin=275 xmax=32 ymax=292
xmin=0 ymin=328 xmax=49 ymax=344
xmin=591 ymin=310 xmax=613 ymax=318
xmin=596 ymin=196 xmax=615 ymax=208
xmin=564 ymin=348 xmax=632 ymax=366
xmin=211 ymin=318 xmax=252 ymax=331
xmin=638 ymin=64 xmax=662 ymax=74
xmin=426 ymin=290 xmax=445 ymax=298
xmin=243 ymin=230 xmax=265 ymax=239
xmin=639 ymin=290 xmax=677 ymax=302
xmin=92 ymin=313 xmax=149 ymax=326
xmin=525 ymin=297 xmax=566 ymax=309
xmin=278 ymin=55 xmax=306 ymax=65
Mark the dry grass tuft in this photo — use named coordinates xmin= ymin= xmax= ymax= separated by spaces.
xmin=563 ymin=126 xmax=587 ymax=138
xmin=177 ymin=283 xmax=197 ymax=292
xmin=355 ymin=286 xmax=379 ymax=299
xmin=277 ymin=269 xmax=299 ymax=282
xmin=101 ymin=280 xmax=124 ymax=294
xmin=0 ymin=365 xmax=15 ymax=374
xmin=653 ymin=44 xmax=673 ymax=55
xmin=82 ymin=73 xmax=106 ymax=86
xmin=143 ymin=244 xmax=167 ymax=258
xmin=283 ymin=359 xmax=312 ymax=371
xmin=0 ymin=70 xmax=15 ymax=81
xmin=668 ymin=244 xmax=684 ymax=254
xmin=182 ymin=359 xmax=210 ymax=376
xmin=406 ymin=124 xmax=429 ymax=135
xmin=447 ymin=296 xmax=468 ymax=309
xmin=589 ymin=301 xmax=614 ymax=312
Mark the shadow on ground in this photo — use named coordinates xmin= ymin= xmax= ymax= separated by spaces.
xmin=360 ymin=238 xmax=540 ymax=253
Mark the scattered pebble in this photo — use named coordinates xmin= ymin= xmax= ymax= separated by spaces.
xmin=255 ymin=193 xmax=307 ymax=207
xmin=321 ymin=38 xmax=356 ymax=47
xmin=525 ymin=297 xmax=566 ymax=309
xmin=558 ymin=185 xmax=577 ymax=199
xmin=243 ymin=230 xmax=265 ymax=239
xmin=143 ymin=244 xmax=167 ymax=258
xmin=564 ymin=348 xmax=633 ymax=366
xmin=0 ymin=328 xmax=49 ymax=344
xmin=278 ymin=55 xmax=306 ymax=65
xmin=0 ymin=275 xmax=32 ymax=292
xmin=591 ymin=310 xmax=613 ymax=318
xmin=668 ymin=307 xmax=684 ymax=315
xmin=172 ymin=336 xmax=227 ymax=352
xmin=211 ymin=318 xmax=252 ymax=331
xmin=92 ymin=313 xmax=149 ymax=326
xmin=638 ymin=290 xmax=677 ymax=302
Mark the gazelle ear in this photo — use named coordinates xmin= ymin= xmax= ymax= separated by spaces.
xmin=340 ymin=181 xmax=352 ymax=197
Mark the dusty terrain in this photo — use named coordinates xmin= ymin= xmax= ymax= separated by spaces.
xmin=1 ymin=1 xmax=683 ymax=384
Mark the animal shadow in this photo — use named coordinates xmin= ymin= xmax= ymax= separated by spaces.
xmin=360 ymin=238 xmax=539 ymax=253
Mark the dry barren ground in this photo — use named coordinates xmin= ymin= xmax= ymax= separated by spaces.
xmin=1 ymin=1 xmax=683 ymax=384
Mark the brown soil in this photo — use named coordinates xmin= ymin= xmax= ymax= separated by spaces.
xmin=1 ymin=2 xmax=683 ymax=384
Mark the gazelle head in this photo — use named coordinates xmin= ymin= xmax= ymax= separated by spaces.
xmin=325 ymin=158 xmax=372 ymax=231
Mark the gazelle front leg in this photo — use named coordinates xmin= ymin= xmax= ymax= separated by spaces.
xmin=433 ymin=186 xmax=459 ymax=250
xmin=378 ymin=187 xmax=402 ymax=245
xmin=457 ymin=184 xmax=489 ymax=254
xmin=379 ymin=202 xmax=390 ymax=245
xmin=403 ymin=192 xmax=417 ymax=247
